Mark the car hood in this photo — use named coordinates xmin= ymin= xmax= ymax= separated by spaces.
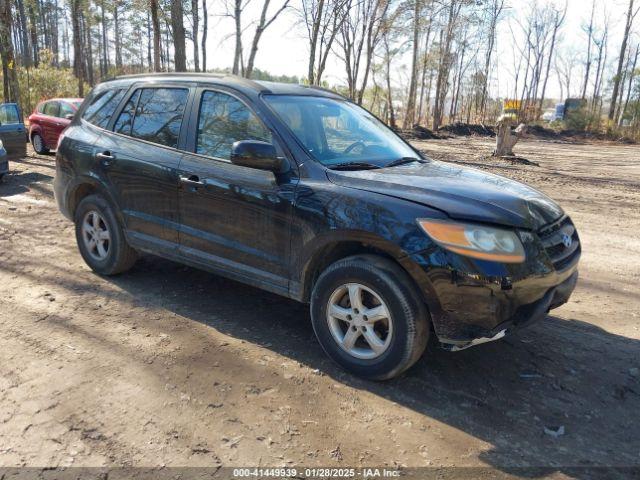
xmin=326 ymin=160 xmax=564 ymax=230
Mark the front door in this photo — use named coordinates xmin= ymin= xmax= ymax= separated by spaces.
xmin=0 ymin=104 xmax=26 ymax=160
xmin=177 ymin=89 xmax=296 ymax=294
xmin=96 ymin=86 xmax=190 ymax=254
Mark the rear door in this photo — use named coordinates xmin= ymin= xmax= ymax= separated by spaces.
xmin=0 ymin=104 xmax=27 ymax=160
xmin=95 ymin=85 xmax=191 ymax=254
xmin=41 ymin=101 xmax=61 ymax=147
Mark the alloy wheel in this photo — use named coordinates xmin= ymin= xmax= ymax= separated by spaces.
xmin=326 ymin=283 xmax=393 ymax=360
xmin=81 ymin=210 xmax=111 ymax=261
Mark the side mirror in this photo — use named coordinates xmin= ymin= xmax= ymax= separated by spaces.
xmin=65 ymin=114 xmax=74 ymax=120
xmin=230 ymin=140 xmax=289 ymax=173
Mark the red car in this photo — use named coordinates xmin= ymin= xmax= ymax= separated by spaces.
xmin=28 ymin=98 xmax=83 ymax=154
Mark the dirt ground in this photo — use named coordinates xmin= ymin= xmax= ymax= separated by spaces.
xmin=0 ymin=136 xmax=638 ymax=478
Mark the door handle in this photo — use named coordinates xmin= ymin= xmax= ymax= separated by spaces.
xmin=96 ymin=151 xmax=115 ymax=166
xmin=179 ymin=174 xmax=204 ymax=187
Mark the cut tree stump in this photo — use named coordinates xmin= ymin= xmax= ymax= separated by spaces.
xmin=494 ymin=119 xmax=527 ymax=157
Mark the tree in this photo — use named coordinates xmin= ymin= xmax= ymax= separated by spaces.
xmin=192 ymin=0 xmax=199 ymax=71
xmin=171 ymin=0 xmax=187 ymax=71
xmin=150 ymin=0 xmax=161 ymax=71
xmin=201 ymin=0 xmax=208 ymax=71
xmin=301 ymin=0 xmax=348 ymax=85
xmin=70 ymin=0 xmax=84 ymax=94
xmin=245 ymin=0 xmax=290 ymax=78
xmin=609 ymin=0 xmax=638 ymax=121
xmin=0 ymin=0 xmax=20 ymax=101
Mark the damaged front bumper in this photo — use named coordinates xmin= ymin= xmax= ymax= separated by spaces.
xmin=441 ymin=270 xmax=578 ymax=351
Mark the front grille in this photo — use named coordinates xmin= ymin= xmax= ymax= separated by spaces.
xmin=537 ymin=216 xmax=581 ymax=271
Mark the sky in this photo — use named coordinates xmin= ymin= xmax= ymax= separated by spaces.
xmin=193 ymin=0 xmax=633 ymax=100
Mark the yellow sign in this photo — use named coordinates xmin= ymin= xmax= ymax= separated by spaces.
xmin=504 ymin=99 xmax=521 ymax=111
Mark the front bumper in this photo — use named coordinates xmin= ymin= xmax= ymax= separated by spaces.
xmin=399 ymin=216 xmax=581 ymax=349
xmin=444 ymin=270 xmax=578 ymax=350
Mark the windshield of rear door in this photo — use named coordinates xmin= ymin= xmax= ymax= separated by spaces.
xmin=263 ymin=94 xmax=418 ymax=168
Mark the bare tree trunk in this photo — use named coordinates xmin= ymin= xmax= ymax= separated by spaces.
xmin=192 ymin=0 xmax=199 ymax=71
xmin=232 ymin=0 xmax=243 ymax=74
xmin=16 ymin=0 xmax=31 ymax=67
xmin=383 ymin=34 xmax=395 ymax=129
xmin=403 ymin=0 xmax=421 ymax=128
xmin=479 ymin=0 xmax=503 ymax=121
xmin=84 ymin=12 xmax=95 ymax=86
xmin=620 ymin=43 xmax=639 ymax=125
xmin=146 ymin=11 xmax=152 ymax=71
xmin=171 ymin=0 xmax=187 ymax=71
xmin=28 ymin=5 xmax=38 ymax=66
xmin=538 ymin=6 xmax=565 ymax=113
xmin=150 ymin=0 xmax=161 ymax=72
xmin=581 ymin=0 xmax=595 ymax=99
xmin=609 ymin=0 xmax=636 ymax=121
xmin=114 ymin=1 xmax=123 ymax=70
xmin=245 ymin=0 xmax=290 ymax=78
xmin=201 ymin=0 xmax=207 ymax=71
xmin=0 ymin=0 xmax=20 ymax=102
xmin=306 ymin=0 xmax=324 ymax=84
xmin=70 ymin=0 xmax=84 ymax=95
xmin=101 ymin=0 xmax=109 ymax=75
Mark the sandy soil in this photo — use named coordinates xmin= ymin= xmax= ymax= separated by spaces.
xmin=0 ymin=137 xmax=638 ymax=477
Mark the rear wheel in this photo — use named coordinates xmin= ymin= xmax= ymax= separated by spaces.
xmin=310 ymin=254 xmax=429 ymax=380
xmin=74 ymin=194 xmax=138 ymax=275
xmin=31 ymin=133 xmax=49 ymax=154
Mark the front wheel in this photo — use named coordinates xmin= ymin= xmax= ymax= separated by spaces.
xmin=310 ymin=255 xmax=429 ymax=380
xmin=74 ymin=194 xmax=138 ymax=275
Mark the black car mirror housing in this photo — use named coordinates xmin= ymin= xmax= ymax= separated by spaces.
xmin=230 ymin=140 xmax=289 ymax=174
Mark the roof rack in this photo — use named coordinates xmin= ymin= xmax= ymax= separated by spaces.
xmin=108 ymin=72 xmax=269 ymax=92
xmin=114 ymin=72 xmax=226 ymax=80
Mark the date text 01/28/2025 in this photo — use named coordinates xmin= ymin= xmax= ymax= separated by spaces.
xmin=232 ymin=467 xmax=401 ymax=477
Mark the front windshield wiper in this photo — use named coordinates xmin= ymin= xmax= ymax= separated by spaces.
xmin=328 ymin=162 xmax=382 ymax=171
xmin=384 ymin=157 xmax=424 ymax=168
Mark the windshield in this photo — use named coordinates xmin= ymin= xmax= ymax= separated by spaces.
xmin=264 ymin=95 xmax=419 ymax=168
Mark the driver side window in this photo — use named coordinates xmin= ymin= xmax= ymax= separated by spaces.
xmin=196 ymin=91 xmax=271 ymax=160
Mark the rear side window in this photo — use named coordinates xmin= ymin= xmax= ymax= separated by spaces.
xmin=0 ymin=104 xmax=20 ymax=124
xmin=114 ymin=87 xmax=188 ymax=148
xmin=43 ymin=102 xmax=59 ymax=117
xmin=59 ymin=102 xmax=75 ymax=118
xmin=83 ymin=89 xmax=126 ymax=128
xmin=197 ymin=91 xmax=271 ymax=160
xmin=114 ymin=90 xmax=141 ymax=135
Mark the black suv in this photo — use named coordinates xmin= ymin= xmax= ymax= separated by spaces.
xmin=55 ymin=74 xmax=580 ymax=380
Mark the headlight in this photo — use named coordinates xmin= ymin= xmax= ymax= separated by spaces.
xmin=417 ymin=219 xmax=525 ymax=263
xmin=0 ymin=139 xmax=4 ymax=150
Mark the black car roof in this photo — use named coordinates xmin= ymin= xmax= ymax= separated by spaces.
xmin=103 ymin=73 xmax=345 ymax=100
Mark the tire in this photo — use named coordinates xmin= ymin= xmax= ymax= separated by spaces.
xmin=31 ymin=133 xmax=49 ymax=154
xmin=310 ymin=254 xmax=430 ymax=380
xmin=74 ymin=194 xmax=138 ymax=275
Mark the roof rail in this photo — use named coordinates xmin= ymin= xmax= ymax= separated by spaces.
xmin=107 ymin=72 xmax=269 ymax=92
xmin=114 ymin=72 xmax=226 ymax=80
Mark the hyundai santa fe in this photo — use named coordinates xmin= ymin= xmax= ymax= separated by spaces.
xmin=54 ymin=74 xmax=580 ymax=380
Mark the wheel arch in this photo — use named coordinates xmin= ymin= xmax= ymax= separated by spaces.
xmin=298 ymin=236 xmax=424 ymax=306
xmin=29 ymin=125 xmax=44 ymax=141
xmin=67 ymin=177 xmax=124 ymax=226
